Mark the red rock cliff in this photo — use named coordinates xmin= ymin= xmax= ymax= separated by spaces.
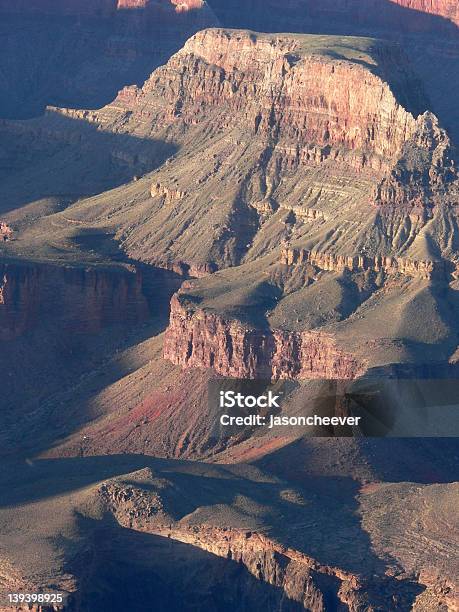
xmin=109 ymin=28 xmax=427 ymax=173
xmin=0 ymin=261 xmax=149 ymax=340
xmin=163 ymin=294 xmax=365 ymax=379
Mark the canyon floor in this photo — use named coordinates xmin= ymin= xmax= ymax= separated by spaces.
xmin=0 ymin=2 xmax=458 ymax=611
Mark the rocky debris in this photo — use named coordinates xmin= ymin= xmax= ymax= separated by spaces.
xmin=281 ymin=247 xmax=447 ymax=281
xmin=0 ymin=221 xmax=12 ymax=241
xmin=151 ymin=181 xmax=187 ymax=204
xmin=163 ymin=294 xmax=365 ymax=379
xmin=375 ymin=112 xmax=458 ymax=212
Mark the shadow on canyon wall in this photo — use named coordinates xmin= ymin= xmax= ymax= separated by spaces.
xmin=0 ymin=7 xmax=214 ymax=119
xmin=0 ymin=110 xmax=178 ymax=215
xmin=206 ymin=0 xmax=458 ymax=36
xmin=71 ymin=518 xmax=308 ymax=612
xmin=0 ymin=264 xmax=184 ymax=453
xmin=0 ymin=455 xmax=426 ymax=609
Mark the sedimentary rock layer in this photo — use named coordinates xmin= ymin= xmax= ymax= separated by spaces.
xmin=109 ymin=28 xmax=424 ymax=171
xmin=163 ymin=294 xmax=365 ymax=378
xmin=281 ymin=247 xmax=448 ymax=280
xmin=0 ymin=261 xmax=148 ymax=339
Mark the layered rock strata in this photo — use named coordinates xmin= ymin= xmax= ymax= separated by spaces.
xmin=0 ymin=261 xmax=148 ymax=340
xmin=109 ymin=28 xmax=424 ymax=172
xmin=280 ymin=248 xmax=447 ymax=280
xmin=163 ymin=295 xmax=365 ymax=379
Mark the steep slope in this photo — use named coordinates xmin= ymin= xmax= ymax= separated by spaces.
xmin=2 ymin=28 xmax=458 ymax=390
xmin=0 ymin=457 xmax=456 ymax=611
xmin=3 ymin=30 xmax=446 ymax=266
xmin=205 ymin=0 xmax=459 ymax=147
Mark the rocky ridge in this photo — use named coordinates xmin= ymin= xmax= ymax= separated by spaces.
xmin=280 ymin=248 xmax=449 ymax=281
xmin=25 ymin=29 xmax=456 ymax=273
xmin=2 ymin=458 xmax=455 ymax=612
xmin=106 ymin=28 xmax=426 ymax=171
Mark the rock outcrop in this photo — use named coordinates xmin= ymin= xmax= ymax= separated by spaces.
xmin=375 ymin=111 xmax=458 ymax=211
xmin=281 ymin=247 xmax=447 ymax=281
xmin=110 ymin=28 xmax=425 ymax=172
xmin=164 ymin=294 xmax=365 ymax=379
xmin=0 ymin=261 xmax=149 ymax=340
xmin=151 ymin=181 xmax=187 ymax=204
xmin=0 ymin=222 xmax=12 ymax=241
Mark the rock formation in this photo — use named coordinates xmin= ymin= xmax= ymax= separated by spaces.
xmin=2 ymin=458 xmax=455 ymax=611
xmin=0 ymin=261 xmax=149 ymax=340
xmin=0 ymin=222 xmax=12 ymax=241
xmin=280 ymin=248 xmax=447 ymax=281
xmin=109 ymin=28 xmax=425 ymax=170
xmin=164 ymin=294 xmax=365 ymax=379
xmin=60 ymin=28 xmax=455 ymax=273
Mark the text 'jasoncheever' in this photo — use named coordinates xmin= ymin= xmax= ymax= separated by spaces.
xmin=218 ymin=390 xmax=362 ymax=429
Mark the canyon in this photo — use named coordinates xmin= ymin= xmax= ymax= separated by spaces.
xmin=2 ymin=27 xmax=459 ymax=423
xmin=1 ymin=457 xmax=457 ymax=612
xmin=0 ymin=2 xmax=458 ymax=611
